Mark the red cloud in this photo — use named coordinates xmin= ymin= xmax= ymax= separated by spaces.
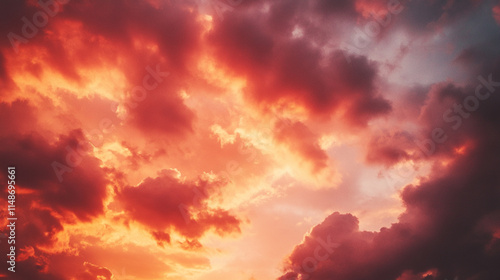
xmin=0 ymin=102 xmax=112 ymax=279
xmin=208 ymin=12 xmax=391 ymax=126
xmin=126 ymin=81 xmax=195 ymax=137
xmin=494 ymin=4 xmax=500 ymax=25
xmin=0 ymin=130 xmax=109 ymax=221
xmin=280 ymin=66 xmax=500 ymax=280
xmin=76 ymin=262 xmax=113 ymax=280
xmin=117 ymin=170 xmax=241 ymax=242
xmin=1 ymin=1 xmax=499 ymax=279
xmin=274 ymin=119 xmax=329 ymax=173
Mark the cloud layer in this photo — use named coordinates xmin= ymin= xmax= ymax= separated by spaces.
xmin=1 ymin=0 xmax=499 ymax=279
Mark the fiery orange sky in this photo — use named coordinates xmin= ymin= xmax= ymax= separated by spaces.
xmin=1 ymin=0 xmax=500 ymax=280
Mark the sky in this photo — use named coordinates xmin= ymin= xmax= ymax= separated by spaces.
xmin=1 ymin=0 xmax=500 ymax=279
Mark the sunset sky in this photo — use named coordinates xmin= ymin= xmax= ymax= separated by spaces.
xmin=1 ymin=0 xmax=500 ymax=279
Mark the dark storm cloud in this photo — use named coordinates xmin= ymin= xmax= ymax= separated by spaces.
xmin=208 ymin=10 xmax=391 ymax=125
xmin=280 ymin=34 xmax=500 ymax=280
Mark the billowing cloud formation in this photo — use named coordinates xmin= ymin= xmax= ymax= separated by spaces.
xmin=279 ymin=54 xmax=500 ymax=280
xmin=209 ymin=12 xmax=391 ymax=125
xmin=76 ymin=262 xmax=113 ymax=280
xmin=494 ymin=4 xmax=500 ymax=25
xmin=0 ymin=99 xmax=109 ymax=221
xmin=117 ymin=169 xmax=241 ymax=242
xmin=1 ymin=0 xmax=500 ymax=279
xmin=0 ymin=100 xmax=112 ymax=278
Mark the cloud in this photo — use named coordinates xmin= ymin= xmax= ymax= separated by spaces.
xmin=0 ymin=131 xmax=109 ymax=220
xmin=0 ymin=99 xmax=37 ymax=136
xmin=0 ymin=99 xmax=109 ymax=221
xmin=126 ymin=81 xmax=195 ymax=137
xmin=394 ymin=0 xmax=480 ymax=33
xmin=273 ymin=119 xmax=329 ymax=173
xmin=76 ymin=262 xmax=113 ymax=280
xmin=494 ymin=3 xmax=500 ymax=25
xmin=60 ymin=0 xmax=202 ymax=73
xmin=208 ymin=7 xmax=391 ymax=126
xmin=279 ymin=63 xmax=500 ymax=280
xmin=365 ymin=130 xmax=412 ymax=166
xmin=117 ymin=169 xmax=241 ymax=242
xmin=1 ymin=0 xmax=499 ymax=279
xmin=312 ymin=0 xmax=357 ymax=17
